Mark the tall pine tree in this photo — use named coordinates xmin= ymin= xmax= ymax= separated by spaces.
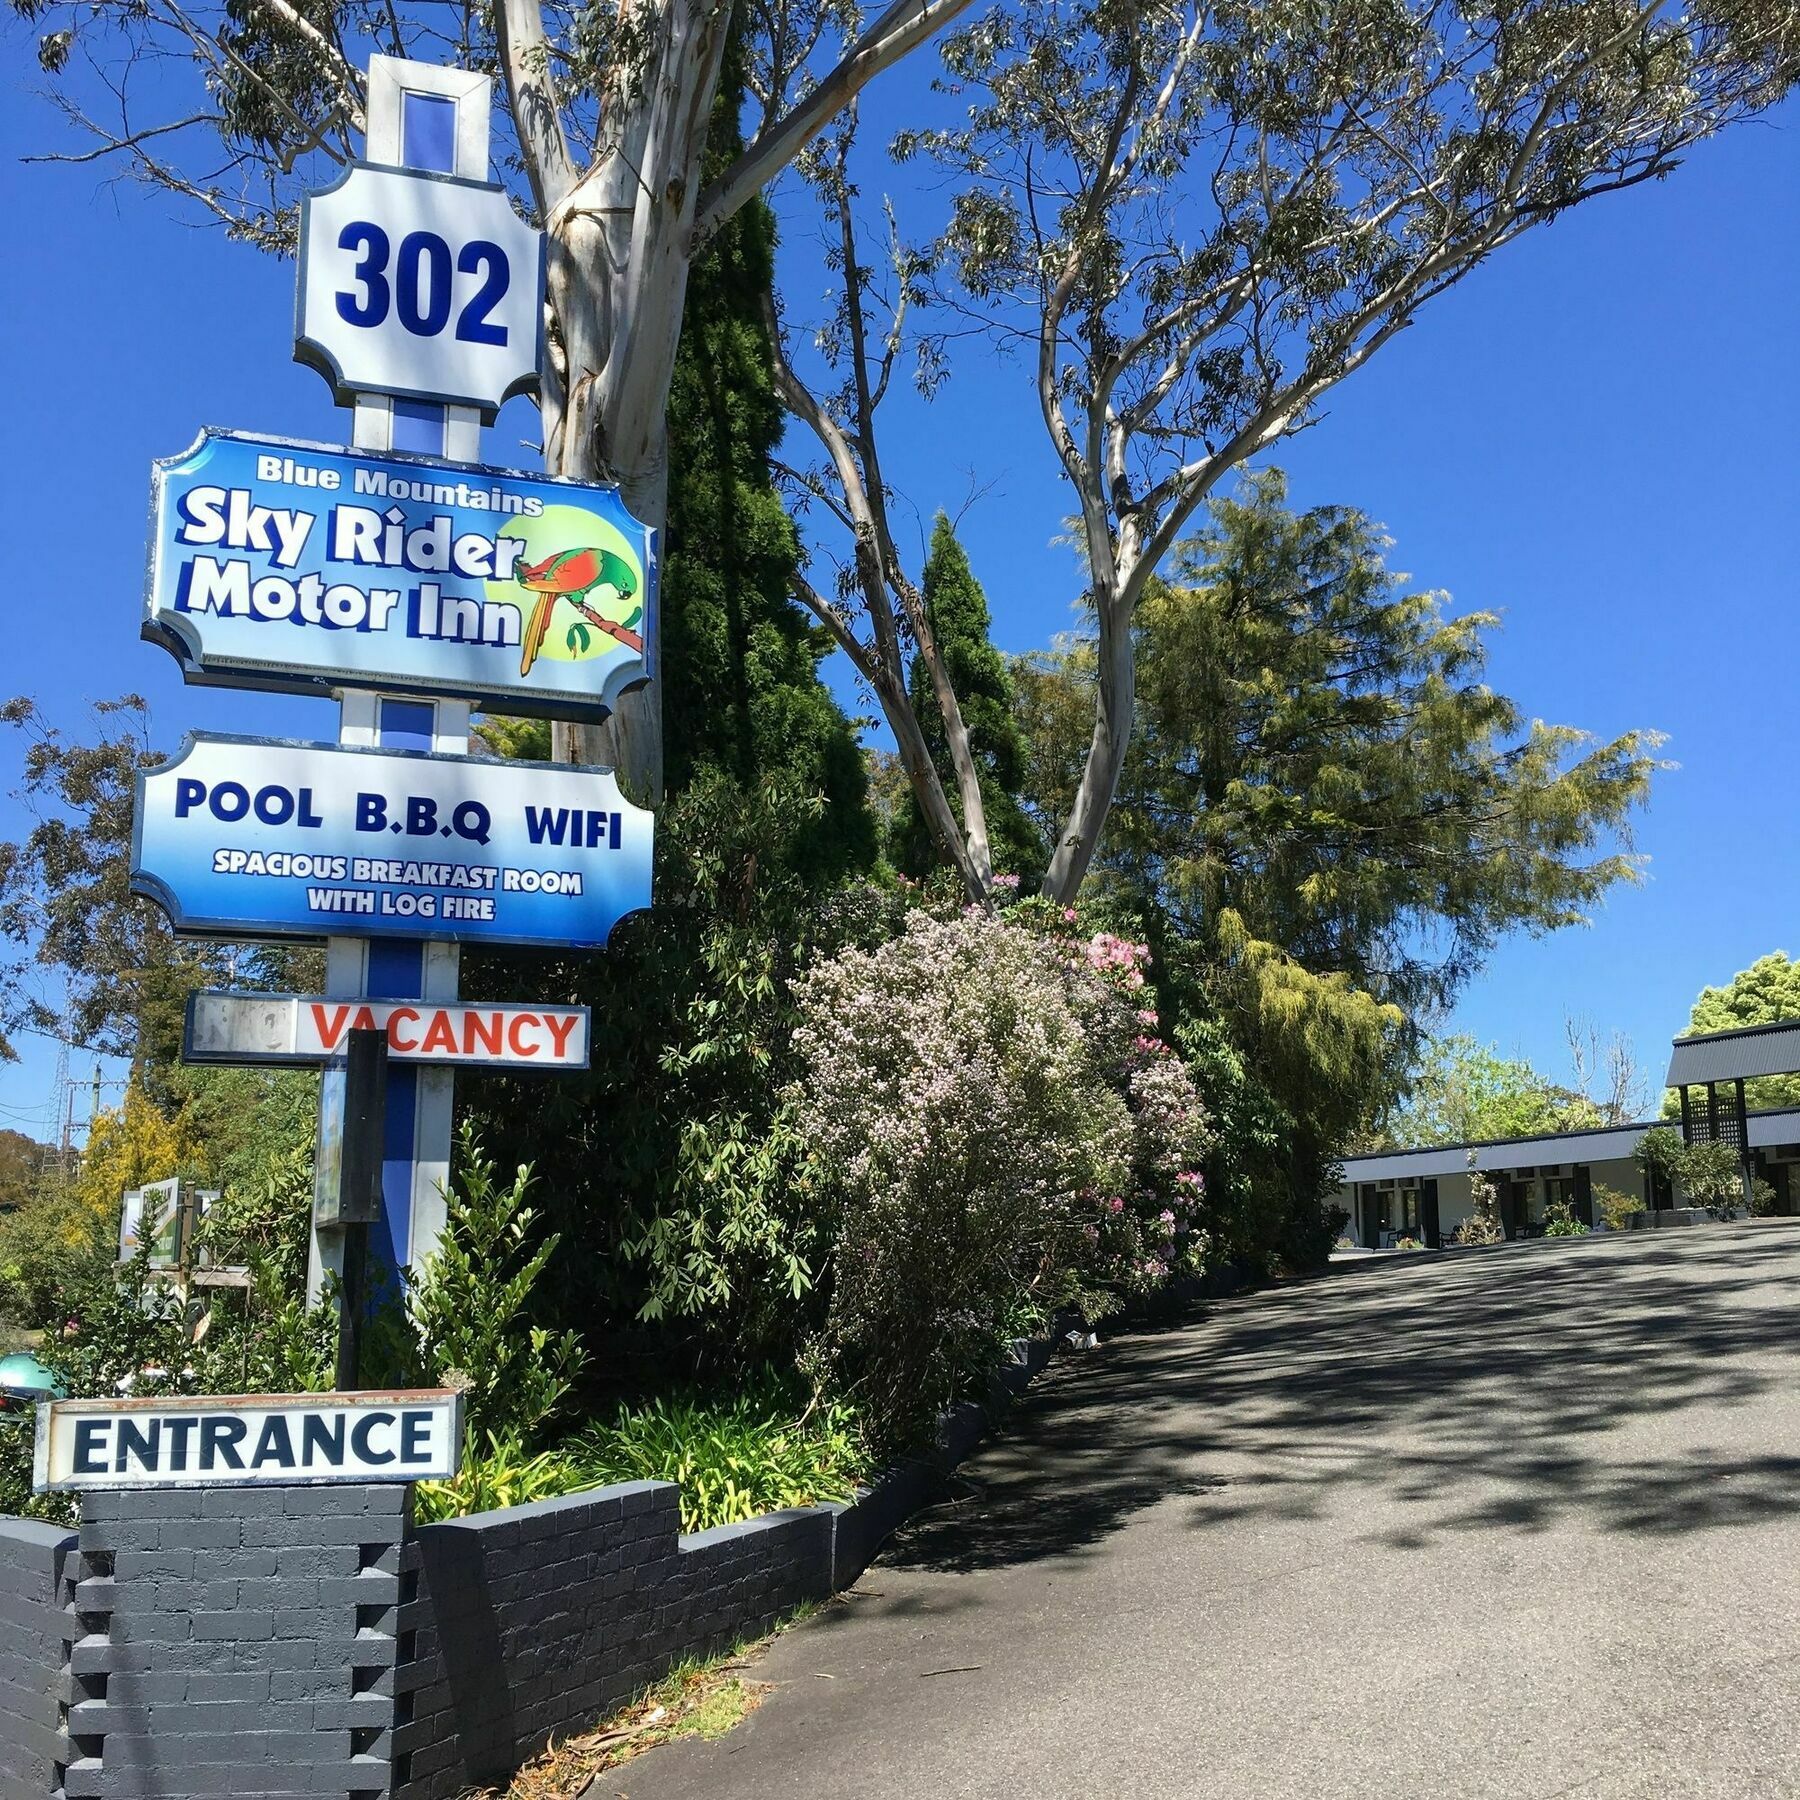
xmin=457 ymin=41 xmax=876 ymax=1373
xmin=657 ymin=35 xmax=873 ymax=879
xmin=893 ymin=516 xmax=1039 ymax=880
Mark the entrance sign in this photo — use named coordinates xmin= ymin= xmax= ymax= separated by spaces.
xmin=133 ymin=734 xmax=653 ymax=949
xmin=145 ymin=429 xmax=653 ymax=718
xmin=186 ymin=990 xmax=592 ymax=1070
xmin=34 ymin=1390 xmax=463 ymax=1492
xmin=296 ymin=164 xmax=543 ymax=416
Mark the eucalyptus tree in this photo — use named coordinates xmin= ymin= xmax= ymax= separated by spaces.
xmin=13 ymin=0 xmax=977 ymax=797
xmin=899 ymin=0 xmax=1798 ymax=900
xmin=1018 ymin=474 xmax=1665 ymax=1021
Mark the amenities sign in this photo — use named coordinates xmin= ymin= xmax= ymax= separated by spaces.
xmin=186 ymin=990 xmax=591 ymax=1069
xmin=35 ymin=1390 xmax=462 ymax=1491
xmin=133 ymin=733 xmax=652 ymax=949
xmin=145 ymin=429 xmax=654 ymax=719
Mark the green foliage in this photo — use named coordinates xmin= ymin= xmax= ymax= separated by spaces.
xmin=413 ymin=1429 xmax=581 ymax=1525
xmin=1543 ymin=1197 xmax=1589 ymax=1237
xmin=1381 ymin=1033 xmax=1601 ymax=1148
xmin=1012 ymin=474 xmax=1656 ymax=1258
xmin=0 ymin=696 xmax=223 ymax=1065
xmin=408 ymin=1125 xmax=583 ymax=1448
xmin=893 ymin=516 xmax=1040 ymax=882
xmin=0 ymin=1130 xmax=45 ymax=1212
xmin=568 ymin=1378 xmax=872 ymax=1533
xmin=461 ymin=773 xmax=877 ymax=1376
xmin=1637 ymin=1125 xmax=1685 ymax=1187
xmin=1593 ymin=1184 xmax=1642 ymax=1232
xmin=1636 ymin=1126 xmax=1746 ymax=1215
xmin=1669 ymin=1138 xmax=1744 ymax=1214
xmin=1675 ymin=952 xmax=1800 ymax=1111
xmin=0 ymin=1177 xmax=113 ymax=1330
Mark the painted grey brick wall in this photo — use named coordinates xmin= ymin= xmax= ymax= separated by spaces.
xmin=0 ymin=1517 xmax=75 ymax=1800
xmin=391 ymin=1481 xmax=834 ymax=1799
xmin=0 ymin=1333 xmax=1061 ymax=1798
xmin=67 ymin=1484 xmax=409 ymax=1799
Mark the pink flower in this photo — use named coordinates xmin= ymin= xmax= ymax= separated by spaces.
xmin=1108 ymin=1196 xmax=1125 ymax=1214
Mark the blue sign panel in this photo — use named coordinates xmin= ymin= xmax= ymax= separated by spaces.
xmin=144 ymin=430 xmax=655 ymax=720
xmin=132 ymin=734 xmax=653 ymax=950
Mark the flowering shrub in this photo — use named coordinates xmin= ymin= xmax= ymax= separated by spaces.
xmin=789 ymin=909 xmax=1212 ymax=1448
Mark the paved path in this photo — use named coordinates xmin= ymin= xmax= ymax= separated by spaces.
xmin=608 ymin=1222 xmax=1800 ymax=1800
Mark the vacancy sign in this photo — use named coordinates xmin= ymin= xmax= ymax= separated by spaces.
xmin=186 ymin=990 xmax=590 ymax=1070
xmin=296 ymin=164 xmax=543 ymax=415
xmin=35 ymin=1390 xmax=463 ymax=1492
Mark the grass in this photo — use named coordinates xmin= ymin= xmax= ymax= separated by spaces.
xmin=484 ymin=1604 xmax=821 ymax=1799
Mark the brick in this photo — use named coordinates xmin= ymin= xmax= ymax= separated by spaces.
xmin=193 ymin=1609 xmax=274 ymax=1641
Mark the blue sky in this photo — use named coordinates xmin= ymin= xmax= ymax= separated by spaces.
xmin=0 ymin=45 xmax=1795 ymax=1136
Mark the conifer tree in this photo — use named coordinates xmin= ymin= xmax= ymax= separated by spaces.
xmin=892 ymin=517 xmax=1038 ymax=880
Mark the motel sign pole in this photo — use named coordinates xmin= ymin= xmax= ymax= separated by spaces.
xmin=307 ymin=57 xmax=488 ymax=1308
xmin=132 ymin=47 xmax=655 ymax=1372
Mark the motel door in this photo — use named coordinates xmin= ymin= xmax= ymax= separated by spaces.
xmin=1421 ymin=1179 xmax=1441 ymax=1249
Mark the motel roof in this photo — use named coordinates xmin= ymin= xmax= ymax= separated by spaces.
xmin=1664 ymin=1019 xmax=1800 ymax=1091
xmin=1342 ymin=1106 xmax=1800 ymax=1185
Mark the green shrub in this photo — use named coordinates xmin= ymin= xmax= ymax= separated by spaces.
xmin=567 ymin=1379 xmax=871 ymax=1533
xmin=407 ymin=1125 xmax=583 ymax=1446
xmin=1453 ymin=1159 xmax=1504 ymax=1246
xmin=413 ymin=1429 xmax=584 ymax=1524
xmin=1593 ymin=1183 xmax=1641 ymax=1232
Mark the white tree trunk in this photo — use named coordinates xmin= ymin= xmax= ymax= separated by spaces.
xmin=1041 ymin=593 xmax=1134 ymax=903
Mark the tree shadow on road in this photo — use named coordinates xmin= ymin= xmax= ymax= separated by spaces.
xmin=882 ymin=1222 xmax=1800 ymax=1577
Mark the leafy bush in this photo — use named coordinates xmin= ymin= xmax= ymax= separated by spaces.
xmin=1639 ymin=1129 xmax=1749 ymax=1217
xmin=408 ymin=1125 xmax=583 ymax=1447
xmin=567 ymin=1379 xmax=871 ymax=1533
xmin=1671 ymin=1138 xmax=1745 ymax=1215
xmin=1453 ymin=1159 xmax=1504 ymax=1246
xmin=1593 ymin=1183 xmax=1641 ymax=1232
xmin=0 ymin=1179 xmax=114 ymax=1330
xmin=790 ymin=908 xmax=1211 ymax=1449
xmin=413 ymin=1429 xmax=581 ymax=1524
xmin=462 ymin=773 xmax=869 ymax=1372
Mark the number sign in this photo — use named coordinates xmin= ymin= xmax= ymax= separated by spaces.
xmin=297 ymin=164 xmax=543 ymax=417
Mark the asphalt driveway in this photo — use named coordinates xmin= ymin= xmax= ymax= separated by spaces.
xmin=608 ymin=1221 xmax=1800 ymax=1800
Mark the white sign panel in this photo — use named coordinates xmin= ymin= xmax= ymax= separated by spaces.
xmin=34 ymin=1390 xmax=463 ymax=1491
xmin=297 ymin=163 xmax=543 ymax=416
xmin=185 ymin=990 xmax=591 ymax=1070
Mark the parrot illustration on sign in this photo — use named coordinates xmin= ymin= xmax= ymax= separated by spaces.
xmin=516 ymin=547 xmax=643 ymax=676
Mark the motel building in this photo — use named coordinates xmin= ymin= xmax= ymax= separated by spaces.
xmin=1335 ymin=1019 xmax=1800 ymax=1249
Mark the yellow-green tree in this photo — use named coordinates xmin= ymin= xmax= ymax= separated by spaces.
xmin=1674 ymin=952 xmax=1800 ymax=1111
